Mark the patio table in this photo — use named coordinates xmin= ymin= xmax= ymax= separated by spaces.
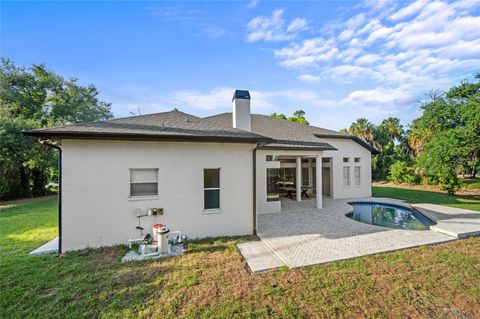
xmin=283 ymin=186 xmax=312 ymax=199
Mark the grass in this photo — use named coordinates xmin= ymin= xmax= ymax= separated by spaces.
xmin=1 ymin=197 xmax=480 ymax=318
xmin=373 ymin=184 xmax=480 ymax=211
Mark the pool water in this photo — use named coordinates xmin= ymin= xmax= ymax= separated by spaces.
xmin=346 ymin=202 xmax=435 ymax=230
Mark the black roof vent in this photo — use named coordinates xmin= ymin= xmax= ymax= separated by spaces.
xmin=232 ymin=90 xmax=250 ymax=101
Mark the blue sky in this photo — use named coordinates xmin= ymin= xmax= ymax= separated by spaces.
xmin=1 ymin=0 xmax=479 ymax=130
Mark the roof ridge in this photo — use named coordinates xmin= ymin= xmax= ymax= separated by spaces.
xmin=35 ymin=109 xmax=198 ymax=131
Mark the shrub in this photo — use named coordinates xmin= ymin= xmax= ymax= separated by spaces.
xmin=388 ymin=161 xmax=418 ymax=184
xmin=389 ymin=161 xmax=407 ymax=183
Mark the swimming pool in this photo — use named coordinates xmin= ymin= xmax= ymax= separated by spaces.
xmin=346 ymin=202 xmax=436 ymax=230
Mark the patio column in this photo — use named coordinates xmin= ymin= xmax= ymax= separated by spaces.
xmin=296 ymin=156 xmax=302 ymax=201
xmin=316 ymin=155 xmax=322 ymax=209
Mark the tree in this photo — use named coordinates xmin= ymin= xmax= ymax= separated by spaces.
xmin=288 ymin=110 xmax=309 ymax=125
xmin=0 ymin=59 xmax=113 ymax=200
xmin=410 ymin=75 xmax=480 ymax=178
xmin=271 ymin=112 xmax=287 ymax=120
xmin=343 ymin=118 xmax=406 ymax=180
xmin=270 ymin=110 xmax=309 ymax=125
xmin=345 ymin=118 xmax=375 ymax=145
xmin=0 ymin=58 xmax=112 ymax=125
xmin=380 ymin=117 xmax=403 ymax=144
xmin=417 ymin=129 xmax=468 ymax=194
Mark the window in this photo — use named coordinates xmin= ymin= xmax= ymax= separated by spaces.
xmin=204 ymin=169 xmax=220 ymax=210
xmin=266 ymin=168 xmax=279 ymax=202
xmin=343 ymin=166 xmax=350 ymax=187
xmin=130 ymin=169 xmax=158 ymax=197
xmin=266 ymin=155 xmax=274 ymax=161
xmin=343 ymin=157 xmax=350 ymax=163
xmin=354 ymin=166 xmax=361 ymax=186
xmin=354 ymin=157 xmax=361 ymax=163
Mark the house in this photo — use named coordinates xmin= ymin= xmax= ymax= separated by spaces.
xmin=24 ymin=90 xmax=378 ymax=253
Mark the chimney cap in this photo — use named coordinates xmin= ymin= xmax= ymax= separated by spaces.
xmin=232 ymin=90 xmax=250 ymax=101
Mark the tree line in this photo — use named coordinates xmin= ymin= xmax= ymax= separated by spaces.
xmin=342 ymin=75 xmax=480 ymax=194
xmin=0 ymin=59 xmax=113 ymax=200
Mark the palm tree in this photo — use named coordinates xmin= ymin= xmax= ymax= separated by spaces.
xmin=347 ymin=118 xmax=375 ymax=145
xmin=380 ymin=117 xmax=404 ymax=143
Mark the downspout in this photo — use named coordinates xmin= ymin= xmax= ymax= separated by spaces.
xmin=252 ymin=145 xmax=257 ymax=236
xmin=41 ymin=141 xmax=62 ymax=254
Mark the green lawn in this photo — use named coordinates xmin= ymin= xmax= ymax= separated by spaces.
xmin=1 ymin=197 xmax=480 ymax=318
xmin=373 ymin=185 xmax=480 ymax=211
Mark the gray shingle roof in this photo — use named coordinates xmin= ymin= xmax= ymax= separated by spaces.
xmin=204 ymin=113 xmax=345 ymax=141
xmin=203 ymin=113 xmax=377 ymax=153
xmin=23 ymin=110 xmax=272 ymax=143
xmin=24 ymin=110 xmax=377 ymax=153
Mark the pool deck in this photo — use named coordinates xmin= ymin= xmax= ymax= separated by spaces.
xmin=238 ymin=197 xmax=480 ymax=273
xmin=414 ymin=204 xmax=480 ymax=238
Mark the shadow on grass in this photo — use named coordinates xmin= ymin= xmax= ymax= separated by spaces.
xmin=186 ymin=235 xmax=257 ymax=253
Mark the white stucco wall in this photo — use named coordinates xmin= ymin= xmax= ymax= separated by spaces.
xmin=61 ymin=140 xmax=255 ymax=252
xmin=319 ymin=138 xmax=372 ymax=199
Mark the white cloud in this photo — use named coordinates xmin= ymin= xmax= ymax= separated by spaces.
xmin=261 ymin=0 xmax=480 ymax=95
xmin=355 ymin=54 xmax=381 ymax=65
xmin=243 ymin=0 xmax=480 ymax=126
xmin=245 ymin=9 xmax=308 ymax=42
xmin=342 ymin=87 xmax=412 ymax=107
xmin=202 ymin=26 xmax=227 ymax=39
xmin=338 ymin=29 xmax=354 ymax=41
xmin=287 ymin=18 xmax=308 ymax=32
xmin=171 ymin=88 xmax=235 ymax=110
xmin=246 ymin=0 xmax=259 ymax=9
xmin=298 ymin=74 xmax=321 ymax=82
xmin=170 ymin=87 xmax=277 ymax=111
xmin=274 ymin=37 xmax=338 ymax=67
xmin=389 ymin=0 xmax=428 ymax=21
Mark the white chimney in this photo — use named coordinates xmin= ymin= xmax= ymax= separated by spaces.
xmin=232 ymin=89 xmax=251 ymax=132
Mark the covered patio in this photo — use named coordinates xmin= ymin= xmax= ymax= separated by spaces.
xmin=257 ymin=147 xmax=335 ymax=215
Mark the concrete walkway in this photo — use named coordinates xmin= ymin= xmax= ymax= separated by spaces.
xmin=29 ymin=237 xmax=58 ymax=255
xmin=237 ymin=241 xmax=285 ymax=272
xmin=238 ymin=197 xmax=480 ymax=273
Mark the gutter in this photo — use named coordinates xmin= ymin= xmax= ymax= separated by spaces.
xmin=39 ymin=141 xmax=62 ymax=254
xmin=252 ymin=146 xmax=257 ymax=236
xmin=22 ymin=131 xmax=274 ymax=145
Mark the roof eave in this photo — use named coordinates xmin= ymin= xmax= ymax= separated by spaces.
xmin=257 ymin=145 xmax=338 ymax=151
xmin=314 ymin=134 xmax=380 ymax=154
xmin=22 ymin=131 xmax=273 ymax=144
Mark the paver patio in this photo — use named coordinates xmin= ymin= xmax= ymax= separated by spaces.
xmin=238 ymin=197 xmax=480 ymax=273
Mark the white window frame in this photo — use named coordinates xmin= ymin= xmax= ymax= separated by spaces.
xmin=343 ymin=166 xmax=351 ymax=188
xmin=203 ymin=168 xmax=221 ymax=213
xmin=129 ymin=168 xmax=159 ymax=200
xmin=354 ymin=166 xmax=361 ymax=187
